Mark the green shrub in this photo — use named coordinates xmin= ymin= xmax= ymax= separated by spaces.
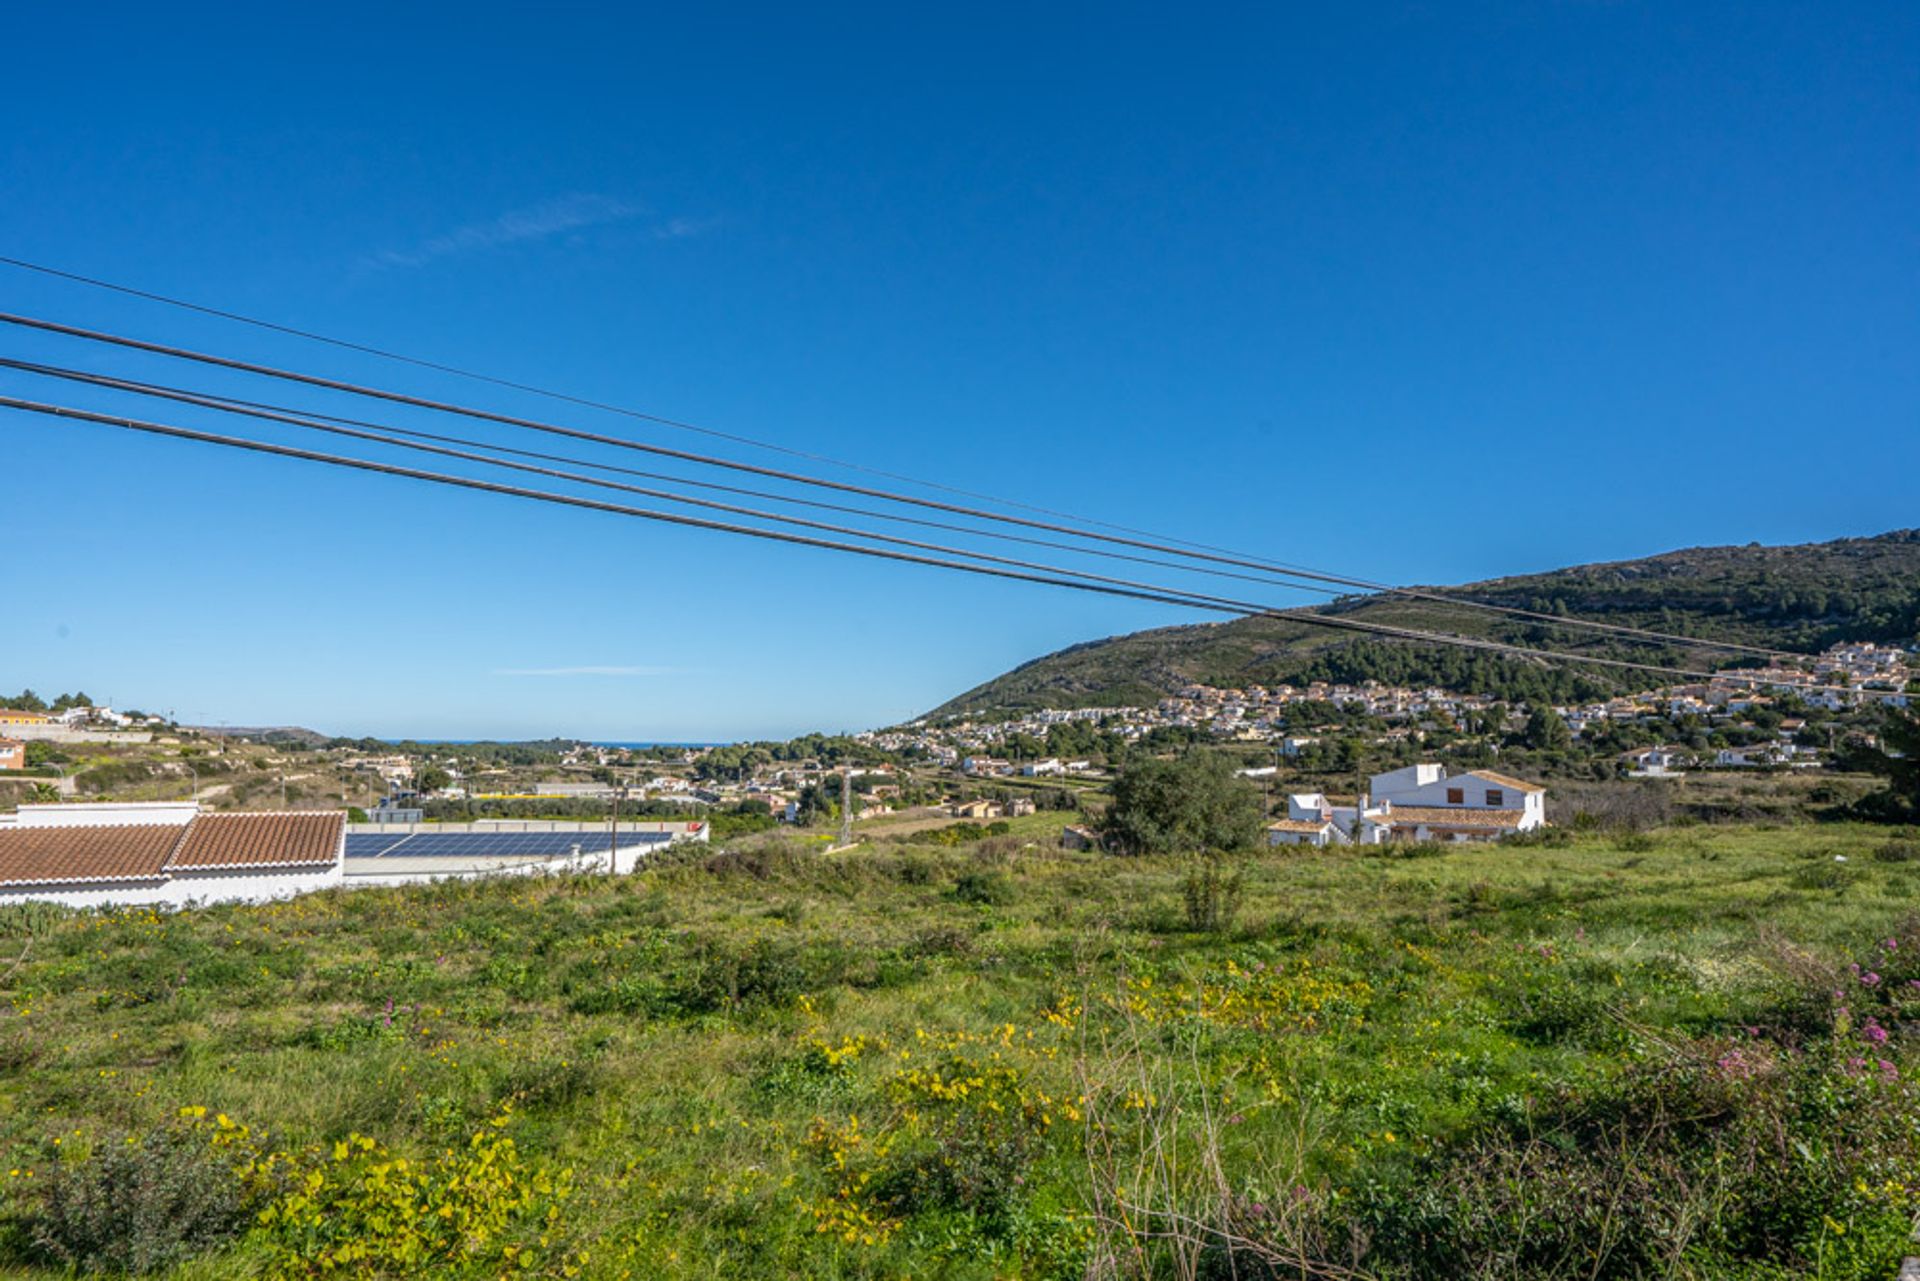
xmin=30 ymin=1127 xmax=248 ymax=1274
xmin=1181 ymin=855 xmax=1244 ymax=934
xmin=952 ymin=869 xmax=1015 ymax=907
xmin=674 ymin=935 xmax=808 ymax=1013
xmin=877 ymin=1110 xmax=1039 ymax=1223
xmin=1790 ymin=860 xmax=1851 ymax=891
xmin=1873 ymin=840 xmax=1918 ymax=863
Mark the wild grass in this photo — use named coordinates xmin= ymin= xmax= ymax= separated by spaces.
xmin=2 ymin=822 xmax=1919 ymax=1276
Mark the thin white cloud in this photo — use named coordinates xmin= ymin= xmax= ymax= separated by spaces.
xmin=369 ymin=193 xmax=660 ymax=269
xmin=492 ymin=665 xmax=693 ymax=678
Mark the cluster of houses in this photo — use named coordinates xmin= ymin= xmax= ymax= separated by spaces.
xmin=0 ymin=801 xmax=708 ymax=909
xmin=859 ymin=642 xmax=1914 ymax=769
xmin=948 ymin=796 xmax=1037 ymax=820
xmin=0 ymin=705 xmax=167 ymax=769
xmin=1266 ymin=764 xmax=1548 ymax=846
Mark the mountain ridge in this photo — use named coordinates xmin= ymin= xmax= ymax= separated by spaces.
xmin=927 ymin=530 xmax=1920 ymax=718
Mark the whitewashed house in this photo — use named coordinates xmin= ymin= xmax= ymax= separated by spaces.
xmin=1624 ymin=746 xmax=1691 ymax=777
xmin=1265 ymin=817 xmax=1338 ymax=847
xmin=1361 ymin=764 xmax=1547 ymax=841
xmin=0 ymin=803 xmax=345 ymax=908
xmin=1273 ymin=765 xmax=1548 ymax=846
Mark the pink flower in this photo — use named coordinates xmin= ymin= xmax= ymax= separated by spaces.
xmin=1863 ymin=972 xmax=1883 ymax=987
xmin=1881 ymin=1060 xmax=1899 ymax=1079
xmin=1865 ymin=1021 xmax=1890 ymax=1045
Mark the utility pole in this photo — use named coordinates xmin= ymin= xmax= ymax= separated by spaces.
xmin=609 ymin=776 xmax=621 ymax=872
xmin=840 ymin=767 xmax=853 ymax=847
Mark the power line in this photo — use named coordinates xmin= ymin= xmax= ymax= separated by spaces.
xmin=0 ymin=352 xmax=1810 ymax=669
xmin=0 ymin=252 xmax=1250 ymax=547
xmin=0 ymin=355 xmax=1348 ymax=602
xmin=0 ymin=392 xmax=1862 ymax=695
xmin=0 ymin=308 xmax=1798 ymax=660
xmin=0 ymin=361 xmax=1333 ymax=610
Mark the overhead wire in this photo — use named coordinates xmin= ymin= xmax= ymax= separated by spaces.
xmin=0 ymin=252 xmax=1259 ymax=548
xmin=0 ymin=391 xmax=1863 ymax=696
xmin=0 ymin=360 xmax=1342 ymax=609
xmin=0 ymin=355 xmax=1351 ymax=601
xmin=0 ymin=306 xmax=1798 ymax=660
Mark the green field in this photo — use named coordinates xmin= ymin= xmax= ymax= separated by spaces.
xmin=4 ymin=819 xmax=1920 ymax=1278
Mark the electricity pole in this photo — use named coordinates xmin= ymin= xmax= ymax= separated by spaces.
xmin=610 ymin=778 xmax=623 ymax=873
xmin=840 ymin=767 xmax=853 ymax=847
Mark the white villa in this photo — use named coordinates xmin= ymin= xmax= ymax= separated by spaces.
xmin=1268 ymin=763 xmax=1547 ymax=847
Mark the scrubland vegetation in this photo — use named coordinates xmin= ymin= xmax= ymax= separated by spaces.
xmin=5 ymin=817 xmax=1920 ymax=1277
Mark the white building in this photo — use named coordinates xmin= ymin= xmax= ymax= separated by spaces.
xmin=0 ymin=803 xmax=346 ymax=908
xmin=1277 ymin=765 xmax=1547 ymax=846
xmin=1266 ymin=817 xmax=1337 ymax=847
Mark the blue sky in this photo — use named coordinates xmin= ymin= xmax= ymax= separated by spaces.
xmin=2 ymin=3 xmax=1915 ymax=741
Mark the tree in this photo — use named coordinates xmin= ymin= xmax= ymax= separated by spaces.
xmin=25 ymin=741 xmax=70 ymax=768
xmin=1100 ymin=752 xmax=1264 ymax=856
xmin=414 ymin=766 xmax=454 ymax=793
xmin=793 ymin=779 xmax=839 ymax=827
xmin=1858 ymin=708 xmax=1920 ymax=820
xmin=1523 ymin=706 xmax=1573 ymax=752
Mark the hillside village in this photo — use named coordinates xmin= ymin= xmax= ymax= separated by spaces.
xmin=866 ymin=640 xmax=1916 ymax=777
xmin=2 ymin=639 xmax=1911 ymax=855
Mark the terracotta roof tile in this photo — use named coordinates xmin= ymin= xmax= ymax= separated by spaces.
xmin=1462 ymin=770 xmax=1546 ymax=793
xmin=1377 ymin=806 xmax=1529 ymax=829
xmin=0 ymin=824 xmax=181 ymax=887
xmin=166 ymin=812 xmax=345 ymax=871
xmin=1266 ymin=819 xmax=1333 ymax=833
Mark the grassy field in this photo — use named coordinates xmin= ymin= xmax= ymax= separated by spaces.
xmin=4 ymin=818 xmax=1920 ymax=1277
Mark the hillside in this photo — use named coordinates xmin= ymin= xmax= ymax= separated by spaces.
xmin=4 ymin=822 xmax=1920 ymax=1277
xmin=930 ymin=529 xmax=1920 ymax=717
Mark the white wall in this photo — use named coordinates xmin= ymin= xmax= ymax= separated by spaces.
xmin=1367 ymin=764 xmax=1445 ymax=801
xmin=0 ymin=880 xmax=177 ymax=909
xmin=166 ymin=865 xmax=344 ymax=905
xmin=15 ymin=801 xmax=196 ymax=828
xmin=0 ymin=864 xmax=342 ymax=909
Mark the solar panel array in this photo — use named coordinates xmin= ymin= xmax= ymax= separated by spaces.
xmin=344 ymin=831 xmax=674 ymax=859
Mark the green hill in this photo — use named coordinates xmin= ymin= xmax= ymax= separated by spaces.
xmin=930 ymin=529 xmax=1920 ymax=717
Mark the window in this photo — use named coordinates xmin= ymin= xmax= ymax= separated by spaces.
xmin=1445 ymin=787 xmax=1463 ymax=804
xmin=1485 ymin=789 xmax=1504 ymax=807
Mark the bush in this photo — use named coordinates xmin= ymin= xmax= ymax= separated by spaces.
xmin=31 ymin=1127 xmax=249 ymax=1274
xmin=1873 ymin=839 xmax=1919 ymax=864
xmin=1790 ymin=860 xmax=1850 ymax=891
xmin=674 ymin=935 xmax=809 ymax=1013
xmin=877 ymin=1110 xmax=1039 ymax=1222
xmin=1181 ymin=855 xmax=1244 ymax=934
xmin=952 ymin=869 xmax=1015 ymax=907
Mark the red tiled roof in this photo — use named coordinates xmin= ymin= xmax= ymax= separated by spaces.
xmin=1462 ymin=771 xmax=1545 ymax=794
xmin=166 ymin=812 xmax=345 ymax=871
xmin=0 ymin=824 xmax=180 ymax=887
xmin=1377 ymin=806 xmax=1529 ymax=830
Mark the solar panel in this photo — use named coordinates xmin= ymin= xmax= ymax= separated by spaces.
xmin=344 ymin=830 xmax=674 ymax=859
xmin=345 ymin=832 xmax=418 ymax=858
